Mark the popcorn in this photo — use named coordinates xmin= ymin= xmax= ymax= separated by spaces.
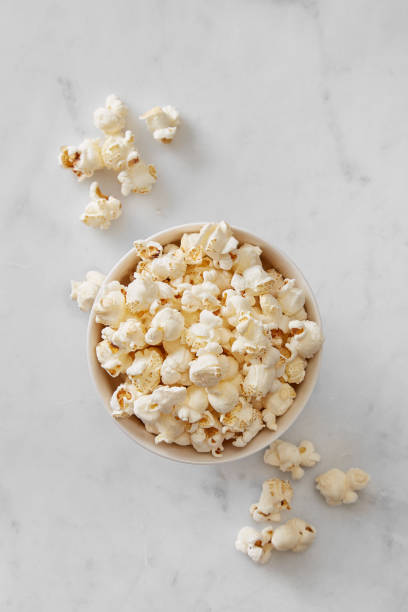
xmin=286 ymin=320 xmax=324 ymax=359
xmin=110 ymin=382 xmax=140 ymax=418
xmin=284 ymin=355 xmax=307 ymax=384
xmin=242 ymin=364 xmax=276 ymax=400
xmin=231 ymin=265 xmax=275 ymax=296
xmin=80 ymin=182 xmax=122 ymax=230
xmin=180 ymin=232 xmax=203 ymax=265
xmin=207 ymin=380 xmax=240 ymax=414
xmin=139 ymin=105 xmax=180 ymax=143
xmin=161 ymin=343 xmax=192 ymax=385
xmin=190 ymin=411 xmax=224 ymax=456
xmin=189 ymin=353 xmax=222 ymax=388
xmin=235 ymin=526 xmax=274 ymax=564
xmin=133 ymin=239 xmax=163 ymax=260
xmin=230 ymin=405 xmax=264 ymax=447
xmin=145 ymin=307 xmax=184 ymax=345
xmin=101 ymin=130 xmax=135 ymax=171
xmin=232 ymin=244 xmax=262 ymax=273
xmin=315 ymin=468 xmax=370 ymax=506
xmin=271 ymin=518 xmax=316 ymax=552
xmin=197 ymin=222 xmax=238 ymax=270
xmin=277 ymin=279 xmax=305 ymax=316
xmin=231 ymin=312 xmax=271 ymax=358
xmin=154 ymin=413 xmax=187 ymax=444
xmin=117 ymin=152 xmax=157 ymax=196
xmin=262 ymin=383 xmax=296 ymax=430
xmin=71 ymin=270 xmax=105 ymax=312
xmin=181 ymin=276 xmax=220 ymax=312
xmin=96 ymin=339 xmax=132 ymax=377
xmin=184 ymin=310 xmax=224 ymax=353
xmin=250 ymin=478 xmax=293 ymax=522
xmin=176 ymin=385 xmax=208 ymax=423
xmin=259 ymin=294 xmax=289 ymax=332
xmin=126 ymin=348 xmax=163 ymax=394
xmin=96 ymin=222 xmax=323 ymax=457
xmin=59 ymin=138 xmax=103 ymax=181
xmin=126 ymin=276 xmax=158 ymax=313
xmin=102 ymin=318 xmax=146 ymax=352
xmin=94 ymin=281 xmax=128 ymax=328
xmin=94 ymin=94 xmax=127 ymax=135
xmin=264 ymin=440 xmax=320 ymax=479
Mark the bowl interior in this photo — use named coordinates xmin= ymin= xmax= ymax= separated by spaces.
xmin=87 ymin=224 xmax=322 ymax=464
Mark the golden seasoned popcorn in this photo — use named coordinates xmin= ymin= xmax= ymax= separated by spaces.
xmin=117 ymin=152 xmax=157 ymax=196
xmin=262 ymin=383 xmax=296 ymax=430
xmin=250 ymin=478 xmax=293 ymax=523
xmin=235 ymin=526 xmax=274 ymax=564
xmin=139 ymin=105 xmax=180 ymax=143
xmin=70 ymin=270 xmax=105 ymax=312
xmin=126 ymin=348 xmax=163 ymax=394
xmin=101 ymin=130 xmax=135 ymax=171
xmin=96 ymin=339 xmax=132 ymax=377
xmin=94 ymin=281 xmax=128 ymax=328
xmin=286 ymin=320 xmax=324 ymax=359
xmin=80 ymin=182 xmax=122 ymax=230
xmin=271 ymin=518 xmax=316 ymax=552
xmin=59 ymin=138 xmax=104 ymax=181
xmin=94 ymin=94 xmax=127 ymax=135
xmin=264 ymin=439 xmax=320 ymax=480
xmin=110 ymin=382 xmax=140 ymax=418
xmin=102 ymin=318 xmax=146 ymax=352
xmin=316 ymin=468 xmax=370 ymax=506
xmin=96 ymin=222 xmax=323 ymax=456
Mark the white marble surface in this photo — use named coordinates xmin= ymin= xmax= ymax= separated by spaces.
xmin=2 ymin=0 xmax=408 ymax=610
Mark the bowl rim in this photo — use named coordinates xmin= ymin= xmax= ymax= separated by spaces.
xmin=87 ymin=222 xmax=323 ymax=465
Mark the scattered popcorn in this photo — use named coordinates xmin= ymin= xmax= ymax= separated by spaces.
xmin=80 ymin=182 xmax=122 ymax=230
xmin=264 ymin=440 xmax=320 ymax=479
xmin=96 ymin=339 xmax=133 ymax=377
xmin=70 ymin=270 xmax=105 ymax=312
xmin=271 ymin=518 xmax=316 ymax=552
xmin=101 ymin=130 xmax=135 ymax=171
xmin=316 ymin=468 xmax=370 ymax=506
xmin=59 ymin=138 xmax=103 ymax=181
xmin=286 ymin=320 xmax=324 ymax=359
xmin=235 ymin=526 xmax=274 ymax=564
xmin=262 ymin=383 xmax=296 ymax=430
xmin=95 ymin=222 xmax=323 ymax=456
xmin=117 ymin=152 xmax=157 ymax=196
xmin=110 ymin=382 xmax=140 ymax=418
xmin=250 ymin=478 xmax=293 ymax=522
xmin=94 ymin=94 xmax=127 ymax=135
xmin=140 ymin=105 xmax=180 ymax=143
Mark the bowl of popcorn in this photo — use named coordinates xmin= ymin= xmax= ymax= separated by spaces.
xmin=87 ymin=222 xmax=323 ymax=464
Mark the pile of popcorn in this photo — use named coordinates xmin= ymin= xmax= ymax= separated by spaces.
xmin=86 ymin=221 xmax=324 ymax=456
xmin=235 ymin=438 xmax=370 ymax=563
xmin=59 ymin=95 xmax=180 ymax=230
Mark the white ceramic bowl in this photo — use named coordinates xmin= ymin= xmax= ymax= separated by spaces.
xmin=87 ymin=223 xmax=323 ymax=464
